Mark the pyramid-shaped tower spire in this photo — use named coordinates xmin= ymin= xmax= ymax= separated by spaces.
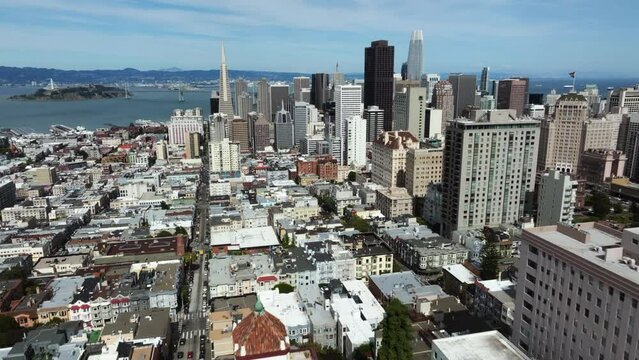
xmin=221 ymin=40 xmax=226 ymax=65
xmin=218 ymin=40 xmax=234 ymax=116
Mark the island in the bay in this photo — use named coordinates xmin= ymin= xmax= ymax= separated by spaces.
xmin=8 ymin=84 xmax=130 ymax=101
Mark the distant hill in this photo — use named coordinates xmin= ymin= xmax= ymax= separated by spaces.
xmin=9 ymin=84 xmax=128 ymax=101
xmin=0 ymin=66 xmax=313 ymax=85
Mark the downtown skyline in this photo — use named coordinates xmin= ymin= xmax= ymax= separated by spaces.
xmin=1 ymin=0 xmax=638 ymax=77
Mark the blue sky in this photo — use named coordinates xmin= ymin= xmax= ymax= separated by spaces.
xmin=0 ymin=0 xmax=637 ymax=77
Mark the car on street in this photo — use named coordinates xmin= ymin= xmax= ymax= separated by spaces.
xmin=188 ymin=351 xmax=194 ymax=359
xmin=177 ymin=352 xmax=184 ymax=359
xmin=179 ymin=338 xmax=186 ymax=345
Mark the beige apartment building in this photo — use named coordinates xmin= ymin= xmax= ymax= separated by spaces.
xmin=371 ymin=131 xmax=420 ymax=188
xmin=405 ymin=147 xmax=443 ymax=197
xmin=375 ymin=187 xmax=413 ymax=219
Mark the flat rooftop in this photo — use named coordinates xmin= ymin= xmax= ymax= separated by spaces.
xmin=210 ymin=226 xmax=279 ymax=249
xmin=433 ymin=330 xmax=530 ymax=360
xmin=526 ymin=223 xmax=639 ymax=286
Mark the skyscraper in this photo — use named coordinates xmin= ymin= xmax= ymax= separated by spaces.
xmin=422 ymin=73 xmax=440 ymax=102
xmin=400 ymin=62 xmax=408 ymax=81
xmin=335 ymin=85 xmax=363 ymax=157
xmin=311 ymin=73 xmax=330 ymax=110
xmin=218 ymin=41 xmax=234 ymax=116
xmin=432 ymin=80 xmax=455 ymax=124
xmin=184 ymin=132 xmax=201 ymax=159
xmin=230 ymin=118 xmax=250 ymax=154
xmin=209 ymin=113 xmax=229 ymax=143
xmin=448 ymin=73 xmax=477 ymax=118
xmin=480 ymin=67 xmax=490 ymax=95
xmin=497 ymin=78 xmax=528 ymax=117
xmin=236 ymin=92 xmax=251 ymax=121
xmin=257 ymin=78 xmax=271 ymax=118
xmin=393 ymin=87 xmax=428 ymax=139
xmin=252 ymin=113 xmax=271 ymax=153
xmin=293 ymin=76 xmax=310 ymax=102
xmin=364 ymin=40 xmax=395 ymax=131
xmin=538 ymin=94 xmax=590 ymax=173
xmin=209 ymin=138 xmax=240 ymax=174
xmin=210 ymin=91 xmax=220 ymax=114
xmin=364 ymin=106 xmax=384 ymax=143
xmin=270 ymin=84 xmax=289 ymax=121
xmin=406 ymin=30 xmax=424 ymax=82
xmin=621 ymin=113 xmax=639 ymax=180
xmin=293 ymin=102 xmax=319 ymax=146
xmin=274 ymin=102 xmax=294 ymax=150
xmin=441 ymin=112 xmax=540 ymax=236
xmin=234 ymin=78 xmax=247 ymax=114
xmin=536 ymin=170 xmax=577 ymax=226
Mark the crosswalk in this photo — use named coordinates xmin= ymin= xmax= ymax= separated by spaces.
xmin=182 ymin=329 xmax=208 ymax=339
xmin=180 ymin=311 xmax=209 ymax=321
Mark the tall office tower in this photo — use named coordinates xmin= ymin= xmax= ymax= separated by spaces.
xmin=210 ymin=91 xmax=220 ymax=114
xmin=425 ymin=108 xmax=443 ymax=137
xmin=364 ymin=106 xmax=385 ymax=143
xmin=536 ymin=170 xmax=577 ymax=226
xmin=209 ymin=138 xmax=240 ymax=173
xmin=441 ymin=114 xmax=540 ymax=236
xmin=448 ymin=73 xmax=477 ymax=118
xmin=621 ymin=113 xmax=639 ymax=180
xmin=581 ymin=115 xmax=621 ymax=151
xmin=168 ymin=108 xmax=204 ymax=145
xmin=237 ymin=92 xmax=252 ymax=120
xmin=155 ymin=140 xmax=168 ymax=161
xmin=256 ymin=78 xmax=271 ymax=118
xmin=371 ymin=131 xmax=420 ymax=188
xmin=335 ymin=85 xmax=363 ymax=164
xmin=480 ymin=67 xmax=490 ymax=95
xmin=218 ymin=42 xmax=234 ymax=116
xmin=607 ymin=84 xmax=639 ymax=113
xmin=405 ymin=147 xmax=444 ymax=197
xmin=332 ymin=64 xmax=345 ymax=89
xmin=364 ymin=40 xmax=395 ymax=131
xmin=400 ymin=62 xmax=408 ymax=80
xmin=393 ymin=87 xmax=428 ymax=139
xmin=538 ymin=94 xmax=590 ymax=173
xmin=311 ymin=73 xmax=330 ymax=110
xmin=545 ymin=89 xmax=562 ymax=116
xmin=252 ymin=114 xmax=271 ymax=153
xmin=406 ymin=30 xmax=424 ymax=81
xmin=209 ymin=113 xmax=229 ymax=143
xmin=497 ymin=79 xmax=528 ymax=116
xmin=184 ymin=132 xmax=201 ymax=159
xmin=512 ymin=223 xmax=639 ymax=360
xmin=229 ymin=118 xmax=250 ymax=153
xmin=421 ymin=73 xmax=440 ymax=102
xmin=293 ymin=102 xmax=319 ymax=146
xmin=293 ymin=76 xmax=310 ymax=102
xmin=345 ymin=116 xmax=367 ymax=167
xmin=432 ymin=80 xmax=455 ymax=124
xmin=274 ymin=102 xmax=294 ymax=150
xmin=270 ymin=84 xmax=289 ymax=121
xmin=234 ymin=78 xmax=247 ymax=112
xmin=300 ymin=88 xmax=311 ymax=103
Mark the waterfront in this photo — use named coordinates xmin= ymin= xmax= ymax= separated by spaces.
xmin=0 ymin=86 xmax=214 ymax=133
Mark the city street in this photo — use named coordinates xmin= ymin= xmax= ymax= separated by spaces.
xmin=176 ymin=146 xmax=211 ymax=360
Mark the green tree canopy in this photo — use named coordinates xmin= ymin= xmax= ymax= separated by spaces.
xmin=272 ymin=282 xmax=295 ymax=294
xmin=377 ymin=298 xmax=413 ymax=360
xmin=317 ymin=194 xmax=337 ymax=214
xmin=175 ymin=226 xmax=188 ymax=236
xmin=0 ymin=315 xmax=22 ymax=347
xmin=591 ymin=191 xmax=611 ymax=218
xmin=480 ymin=241 xmax=501 ymax=280
xmin=156 ymin=230 xmax=173 ymax=237
xmin=342 ymin=215 xmax=372 ymax=232
xmin=347 ymin=171 xmax=357 ymax=182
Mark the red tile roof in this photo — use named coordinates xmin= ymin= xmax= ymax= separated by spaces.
xmin=232 ymin=311 xmax=289 ymax=359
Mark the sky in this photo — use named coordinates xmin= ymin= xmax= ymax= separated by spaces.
xmin=0 ymin=0 xmax=638 ymax=77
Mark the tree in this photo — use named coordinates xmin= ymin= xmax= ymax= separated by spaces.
xmin=347 ymin=171 xmax=357 ymax=182
xmin=272 ymin=282 xmax=295 ymax=294
xmin=377 ymin=298 xmax=413 ymax=360
xmin=353 ymin=343 xmax=373 ymax=360
xmin=281 ymin=233 xmax=294 ymax=248
xmin=613 ymin=202 xmax=624 ymax=214
xmin=160 ymin=201 xmax=171 ymax=210
xmin=47 ymin=317 xmax=65 ymax=326
xmin=342 ymin=215 xmax=372 ymax=232
xmin=0 ymin=315 xmax=22 ymax=347
xmin=175 ymin=226 xmax=188 ymax=236
xmin=591 ymin=191 xmax=611 ymax=218
xmin=317 ymin=195 xmax=337 ymax=214
xmin=156 ymin=230 xmax=173 ymax=237
xmin=182 ymin=252 xmax=197 ymax=264
xmin=480 ymin=241 xmax=501 ymax=280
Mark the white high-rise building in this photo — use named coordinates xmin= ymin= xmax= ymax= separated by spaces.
xmin=536 ymin=170 xmax=577 ymax=226
xmin=406 ymin=30 xmax=424 ymax=82
xmin=442 ymin=113 xmax=540 ymax=236
xmin=293 ymin=102 xmax=319 ymax=146
xmin=513 ymin=223 xmax=639 ymax=360
xmin=218 ymin=41 xmax=234 ymax=116
xmin=421 ymin=73 xmax=440 ymax=102
xmin=345 ymin=116 xmax=367 ymax=167
xmin=607 ymin=84 xmax=639 ymax=113
xmin=168 ymin=108 xmax=204 ymax=145
xmin=155 ymin=140 xmax=168 ymax=160
xmin=335 ymin=85 xmax=363 ymax=165
xmin=364 ymin=106 xmax=385 ymax=143
xmin=209 ymin=138 xmax=240 ymax=174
